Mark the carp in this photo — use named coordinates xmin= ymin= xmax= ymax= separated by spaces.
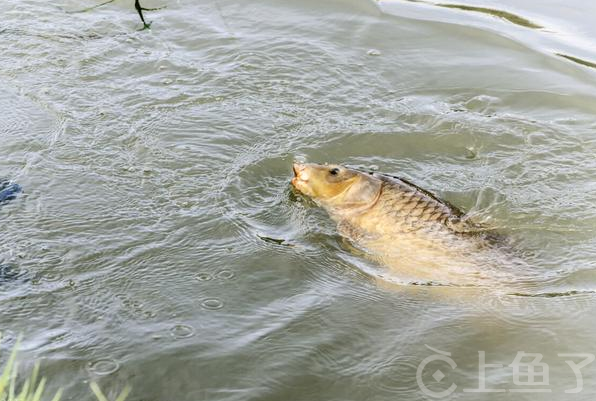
xmin=291 ymin=162 xmax=512 ymax=286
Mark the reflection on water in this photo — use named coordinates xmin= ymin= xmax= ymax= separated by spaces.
xmin=435 ymin=3 xmax=542 ymax=29
xmin=406 ymin=0 xmax=543 ymax=29
xmin=557 ymin=53 xmax=596 ymax=70
xmin=2 ymin=0 xmax=596 ymax=400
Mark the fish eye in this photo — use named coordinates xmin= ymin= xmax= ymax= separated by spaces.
xmin=329 ymin=168 xmax=340 ymax=176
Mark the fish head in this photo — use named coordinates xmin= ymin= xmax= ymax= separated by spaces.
xmin=291 ymin=162 xmax=382 ymax=211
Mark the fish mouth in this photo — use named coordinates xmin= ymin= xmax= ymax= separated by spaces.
xmin=292 ymin=162 xmax=307 ymax=187
xmin=292 ymin=162 xmax=307 ymax=185
xmin=292 ymin=162 xmax=303 ymax=177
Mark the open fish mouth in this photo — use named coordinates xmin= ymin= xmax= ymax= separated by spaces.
xmin=291 ymin=162 xmax=309 ymax=187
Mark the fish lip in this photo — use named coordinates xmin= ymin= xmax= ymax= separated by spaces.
xmin=292 ymin=162 xmax=308 ymax=183
xmin=291 ymin=163 xmax=310 ymax=195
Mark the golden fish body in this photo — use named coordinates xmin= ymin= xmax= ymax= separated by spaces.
xmin=291 ymin=162 xmax=506 ymax=285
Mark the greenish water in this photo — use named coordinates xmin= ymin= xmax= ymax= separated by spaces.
xmin=2 ymin=0 xmax=596 ymax=399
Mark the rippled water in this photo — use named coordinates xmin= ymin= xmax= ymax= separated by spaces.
xmin=2 ymin=0 xmax=596 ymax=399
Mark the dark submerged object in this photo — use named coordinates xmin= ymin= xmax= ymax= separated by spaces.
xmin=0 ymin=264 xmax=27 ymax=284
xmin=0 ymin=179 xmax=22 ymax=204
xmin=0 ymin=180 xmax=24 ymax=285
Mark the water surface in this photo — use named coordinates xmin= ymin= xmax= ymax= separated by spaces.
xmin=2 ymin=0 xmax=596 ymax=399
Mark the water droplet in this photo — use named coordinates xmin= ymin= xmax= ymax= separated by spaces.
xmin=367 ymin=49 xmax=381 ymax=56
xmin=201 ymin=298 xmax=224 ymax=310
xmin=88 ymin=359 xmax=119 ymax=376
xmin=195 ymin=273 xmax=213 ymax=281
xmin=170 ymin=324 xmax=195 ymax=339
xmin=216 ymin=270 xmax=235 ymax=280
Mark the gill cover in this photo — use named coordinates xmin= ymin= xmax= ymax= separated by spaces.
xmin=337 ymin=172 xmax=382 ymax=209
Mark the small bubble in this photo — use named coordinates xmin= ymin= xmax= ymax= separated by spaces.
xmin=88 ymin=359 xmax=120 ymax=376
xmin=195 ymin=273 xmax=213 ymax=281
xmin=42 ymin=272 xmax=62 ymax=282
xmin=201 ymin=298 xmax=224 ymax=310
xmin=367 ymin=49 xmax=381 ymax=56
xmin=122 ymin=298 xmax=142 ymax=309
xmin=131 ymin=300 xmax=143 ymax=308
xmin=465 ymin=146 xmax=478 ymax=160
xmin=293 ymin=155 xmax=307 ymax=164
xmin=216 ymin=270 xmax=235 ymax=280
xmin=170 ymin=324 xmax=195 ymax=339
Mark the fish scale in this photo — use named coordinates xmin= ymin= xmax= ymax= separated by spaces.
xmin=375 ymin=176 xmax=464 ymax=232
